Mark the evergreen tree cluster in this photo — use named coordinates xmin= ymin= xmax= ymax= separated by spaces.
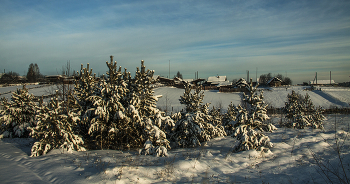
xmin=0 ymin=58 xmax=327 ymax=158
xmin=284 ymin=90 xmax=325 ymax=129
xmin=76 ymin=60 xmax=173 ymax=157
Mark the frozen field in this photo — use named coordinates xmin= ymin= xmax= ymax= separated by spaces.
xmin=0 ymin=115 xmax=349 ymax=183
xmin=154 ymin=86 xmax=350 ymax=113
xmin=1 ymin=84 xmax=349 ymax=110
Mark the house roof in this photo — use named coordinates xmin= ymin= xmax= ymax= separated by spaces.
xmin=267 ymin=77 xmax=283 ymax=84
xmin=207 ymin=76 xmax=227 ymax=83
xmin=182 ymin=79 xmax=193 ymax=83
xmin=235 ymin=78 xmax=248 ymax=87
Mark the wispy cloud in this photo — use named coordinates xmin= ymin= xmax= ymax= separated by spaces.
xmin=0 ymin=0 xmax=349 ymax=83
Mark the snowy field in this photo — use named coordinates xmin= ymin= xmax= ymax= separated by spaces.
xmin=154 ymin=86 xmax=350 ymax=113
xmin=0 ymin=115 xmax=349 ymax=183
xmin=1 ymin=85 xmax=349 ymax=110
xmin=0 ymin=84 xmax=350 ymax=183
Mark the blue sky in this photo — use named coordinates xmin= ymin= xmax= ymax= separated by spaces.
xmin=1 ymin=0 xmax=349 ymax=84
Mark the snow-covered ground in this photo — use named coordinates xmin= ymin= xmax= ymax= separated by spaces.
xmin=2 ymin=85 xmax=349 ymax=110
xmin=1 ymin=84 xmax=350 ymax=183
xmin=1 ymin=115 xmax=349 ymax=183
xmin=154 ymin=87 xmax=242 ymax=113
xmin=0 ymin=84 xmax=54 ymax=100
xmin=154 ymin=86 xmax=350 ymax=113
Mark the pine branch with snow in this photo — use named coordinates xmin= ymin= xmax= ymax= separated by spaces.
xmin=232 ymin=125 xmax=273 ymax=152
xmin=140 ymin=114 xmax=173 ymax=157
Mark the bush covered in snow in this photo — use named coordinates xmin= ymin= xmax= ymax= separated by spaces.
xmin=29 ymin=92 xmax=86 ymax=157
xmin=284 ymin=90 xmax=325 ymax=129
xmin=0 ymin=85 xmax=37 ymax=138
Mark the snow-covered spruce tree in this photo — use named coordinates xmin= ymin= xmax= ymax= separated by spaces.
xmin=232 ymin=79 xmax=277 ymax=153
xmin=130 ymin=60 xmax=174 ymax=156
xmin=29 ymin=92 xmax=86 ymax=157
xmin=84 ymin=58 xmax=172 ymax=156
xmin=171 ymin=83 xmax=226 ymax=148
xmin=130 ymin=60 xmax=159 ymax=117
xmin=74 ymin=63 xmax=99 ymax=148
xmin=140 ymin=108 xmax=174 ymax=157
xmin=75 ymin=63 xmax=97 ymax=113
xmin=222 ymin=102 xmax=237 ymax=136
xmin=209 ymin=106 xmax=222 ymax=126
xmin=0 ymin=85 xmax=37 ymax=138
xmin=284 ymin=90 xmax=324 ymax=129
xmin=87 ymin=60 xmax=129 ymax=150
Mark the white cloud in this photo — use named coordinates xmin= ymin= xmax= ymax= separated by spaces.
xmin=0 ymin=0 xmax=349 ymax=84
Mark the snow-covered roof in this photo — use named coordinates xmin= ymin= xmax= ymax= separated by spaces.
xmin=182 ymin=79 xmax=193 ymax=83
xmin=235 ymin=78 xmax=248 ymax=87
xmin=267 ymin=77 xmax=283 ymax=84
xmin=207 ymin=76 xmax=227 ymax=83
xmin=309 ymin=80 xmax=335 ymax=85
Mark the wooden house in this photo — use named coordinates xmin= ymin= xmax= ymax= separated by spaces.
xmin=267 ymin=77 xmax=283 ymax=87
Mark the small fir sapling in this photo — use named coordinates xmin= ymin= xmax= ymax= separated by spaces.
xmin=0 ymin=85 xmax=37 ymax=138
xmin=209 ymin=106 xmax=222 ymax=126
xmin=171 ymin=83 xmax=226 ymax=148
xmin=140 ymin=113 xmax=173 ymax=157
xmin=222 ymin=102 xmax=237 ymax=136
xmin=284 ymin=90 xmax=324 ymax=129
xmin=132 ymin=61 xmax=174 ymax=156
xmin=232 ymin=79 xmax=277 ymax=153
xmin=29 ymin=92 xmax=86 ymax=157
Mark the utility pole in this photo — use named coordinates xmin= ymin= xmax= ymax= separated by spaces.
xmin=247 ymin=70 xmax=249 ymax=81
xmin=169 ymin=60 xmax=170 ymax=79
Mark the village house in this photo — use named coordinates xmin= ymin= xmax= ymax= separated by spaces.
xmin=267 ymin=77 xmax=283 ymax=87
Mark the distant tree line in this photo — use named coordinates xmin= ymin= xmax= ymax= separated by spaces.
xmin=1 ymin=63 xmax=44 ymax=84
xmin=0 ymin=71 xmax=21 ymax=84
